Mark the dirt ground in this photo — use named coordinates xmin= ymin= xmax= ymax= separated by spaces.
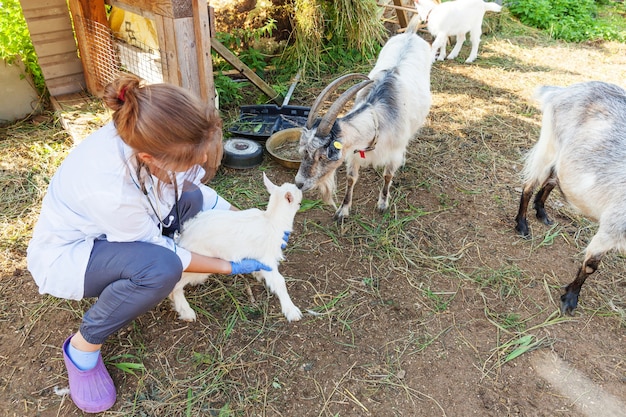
xmin=1 ymin=17 xmax=625 ymax=417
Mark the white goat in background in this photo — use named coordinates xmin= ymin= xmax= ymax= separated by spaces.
xmin=515 ymin=81 xmax=626 ymax=314
xmin=169 ymin=173 xmax=303 ymax=322
xmin=414 ymin=0 xmax=502 ymax=63
xmin=295 ymin=15 xmax=432 ymax=223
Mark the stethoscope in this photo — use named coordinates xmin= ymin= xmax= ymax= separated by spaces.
xmin=137 ymin=165 xmax=182 ymax=244
xmin=120 ymin=140 xmax=181 ymax=244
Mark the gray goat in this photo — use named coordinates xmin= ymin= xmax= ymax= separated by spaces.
xmin=515 ymin=81 xmax=626 ymax=314
xmin=295 ymin=16 xmax=432 ymax=222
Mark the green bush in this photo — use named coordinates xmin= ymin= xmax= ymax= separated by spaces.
xmin=506 ymin=0 xmax=626 ymax=42
xmin=0 ymin=0 xmax=45 ymax=94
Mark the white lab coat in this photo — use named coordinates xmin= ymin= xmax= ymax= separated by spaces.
xmin=27 ymin=121 xmax=230 ymax=300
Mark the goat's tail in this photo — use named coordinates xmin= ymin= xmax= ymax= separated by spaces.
xmin=521 ymin=86 xmax=562 ymax=187
xmin=484 ymin=1 xmax=502 ymax=13
xmin=405 ymin=14 xmax=422 ymax=35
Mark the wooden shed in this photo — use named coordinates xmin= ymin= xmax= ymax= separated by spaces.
xmin=19 ymin=0 xmax=217 ymax=110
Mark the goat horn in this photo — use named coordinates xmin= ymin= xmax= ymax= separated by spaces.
xmin=306 ymin=73 xmax=370 ymax=129
xmin=316 ymin=79 xmax=373 ymax=137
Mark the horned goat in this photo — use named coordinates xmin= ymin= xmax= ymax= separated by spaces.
xmin=515 ymin=81 xmax=626 ymax=314
xmin=169 ymin=173 xmax=303 ymax=322
xmin=295 ymin=16 xmax=432 ymax=222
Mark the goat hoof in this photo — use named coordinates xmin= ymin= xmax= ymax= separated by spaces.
xmin=176 ymin=308 xmax=197 ymax=322
xmin=333 ymin=207 xmax=349 ymax=224
xmin=559 ymin=292 xmax=579 ymax=316
xmin=514 ymin=220 xmax=530 ymax=238
xmin=283 ymin=306 xmax=303 ymax=322
xmin=515 ymin=226 xmax=530 ymax=238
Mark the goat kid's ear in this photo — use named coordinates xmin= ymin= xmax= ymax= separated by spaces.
xmin=326 ymin=140 xmax=343 ymax=161
xmin=263 ymin=172 xmax=277 ymax=193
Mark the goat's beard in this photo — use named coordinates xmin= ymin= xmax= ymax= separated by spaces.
xmin=317 ymin=170 xmax=338 ymax=210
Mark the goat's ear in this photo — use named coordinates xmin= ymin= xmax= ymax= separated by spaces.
xmin=326 ymin=140 xmax=343 ymax=161
xmin=263 ymin=172 xmax=277 ymax=193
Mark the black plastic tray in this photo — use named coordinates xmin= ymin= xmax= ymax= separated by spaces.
xmin=228 ymin=104 xmax=310 ymax=140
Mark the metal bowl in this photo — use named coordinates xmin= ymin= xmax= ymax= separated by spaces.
xmin=265 ymin=128 xmax=302 ymax=169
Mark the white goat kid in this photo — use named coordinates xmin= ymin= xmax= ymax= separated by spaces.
xmin=169 ymin=173 xmax=303 ymax=322
xmin=295 ymin=16 xmax=432 ymax=223
xmin=414 ymin=0 xmax=502 ymax=63
xmin=515 ymin=81 xmax=626 ymax=315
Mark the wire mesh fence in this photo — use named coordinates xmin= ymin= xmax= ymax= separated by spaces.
xmin=73 ymin=14 xmax=166 ymax=87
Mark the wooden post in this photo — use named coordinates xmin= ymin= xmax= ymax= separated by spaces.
xmin=192 ymin=0 xmax=214 ymax=108
xmin=393 ymin=0 xmax=409 ymax=28
xmin=67 ymin=0 xmax=118 ymax=96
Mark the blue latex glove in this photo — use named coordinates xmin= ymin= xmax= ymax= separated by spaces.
xmin=230 ymin=259 xmax=272 ymax=275
xmin=281 ymin=231 xmax=291 ymax=249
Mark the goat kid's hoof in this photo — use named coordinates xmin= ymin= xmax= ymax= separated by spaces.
xmin=176 ymin=308 xmax=198 ymax=322
xmin=283 ymin=306 xmax=303 ymax=322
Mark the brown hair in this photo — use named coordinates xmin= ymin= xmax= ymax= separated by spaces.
xmin=102 ymin=73 xmax=223 ymax=182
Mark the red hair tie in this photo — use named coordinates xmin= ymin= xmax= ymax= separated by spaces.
xmin=118 ymin=86 xmax=127 ymax=102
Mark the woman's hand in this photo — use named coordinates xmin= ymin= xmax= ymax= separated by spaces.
xmin=230 ymin=259 xmax=272 ymax=275
xmin=281 ymin=231 xmax=291 ymax=249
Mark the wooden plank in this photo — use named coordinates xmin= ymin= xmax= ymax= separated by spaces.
xmin=154 ymin=15 xmax=179 ymax=85
xmin=23 ymin=17 xmax=75 ymax=35
xmin=392 ymin=0 xmax=409 ymax=28
xmin=19 ymin=0 xmax=86 ymax=95
xmin=211 ymin=38 xmax=282 ymax=105
xmin=20 ymin=0 xmax=68 ymax=9
xmin=67 ymin=0 xmax=98 ymax=95
xmin=192 ymin=0 xmax=215 ymax=106
xmin=46 ymin=75 xmax=88 ymax=96
xmin=105 ymin=0 xmax=191 ymax=19
xmin=209 ymin=6 xmax=216 ymax=38
xmin=30 ymin=36 xmax=77 ymax=57
xmin=37 ymin=58 xmax=85 ymax=79
xmin=67 ymin=0 xmax=117 ymax=96
xmin=173 ymin=17 xmax=199 ymax=92
xmin=379 ymin=2 xmax=420 ymax=14
xmin=105 ymin=0 xmax=157 ymax=20
xmin=21 ymin=5 xmax=68 ymax=18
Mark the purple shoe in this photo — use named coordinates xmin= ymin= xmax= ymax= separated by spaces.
xmin=62 ymin=335 xmax=116 ymax=413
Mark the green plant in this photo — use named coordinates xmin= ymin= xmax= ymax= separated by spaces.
xmin=283 ymin=0 xmax=386 ymax=77
xmin=506 ymin=0 xmax=626 ymax=42
xmin=214 ymin=73 xmax=246 ymax=107
xmin=0 ymin=0 xmax=45 ymax=94
xmin=213 ymin=18 xmax=278 ymax=75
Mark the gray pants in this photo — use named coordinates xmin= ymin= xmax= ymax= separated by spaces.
xmin=80 ymin=187 xmax=203 ymax=345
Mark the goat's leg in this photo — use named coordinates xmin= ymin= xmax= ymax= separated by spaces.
xmin=377 ymin=166 xmax=395 ymax=213
xmin=465 ymin=26 xmax=482 ymax=63
xmin=533 ymin=181 xmax=555 ymax=225
xmin=561 ymin=229 xmax=612 ymax=314
xmin=514 ymin=184 xmax=534 ymax=237
xmin=431 ymin=34 xmax=448 ymax=62
xmin=334 ymin=160 xmax=360 ymax=223
xmin=257 ymin=269 xmax=302 ymax=322
xmin=446 ymin=33 xmax=466 ymax=60
xmin=168 ymin=275 xmax=199 ymax=322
